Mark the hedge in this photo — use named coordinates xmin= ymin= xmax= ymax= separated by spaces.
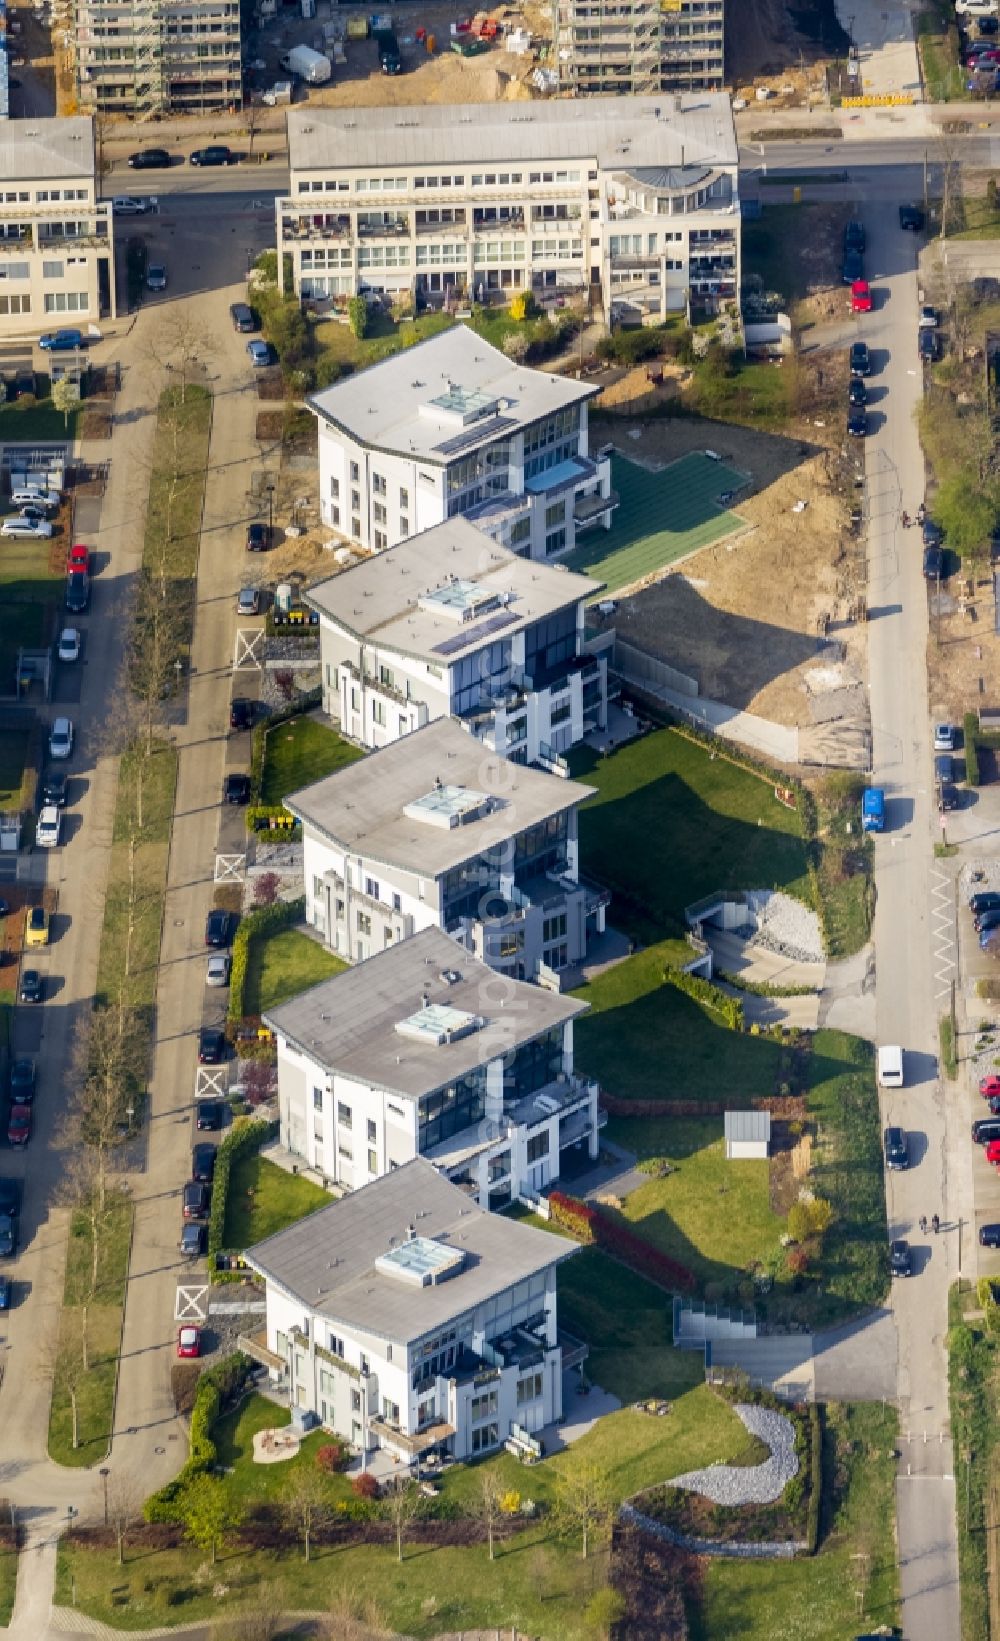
xmin=805 ymin=1405 xmax=822 ymax=1552
xmin=207 ymin=1117 xmax=274 ymax=1279
xmin=977 ymin=1275 xmax=1000 ymax=1335
xmin=965 ymin=712 xmax=981 ymax=787
xmin=228 ymin=895 xmax=306 ymax=1028
xmin=249 ymin=687 xmax=323 ymax=802
xmin=144 ymin=1353 xmax=252 ymax=1522
xmin=548 ymin=1190 xmax=696 ymax=1293
xmin=664 ymin=966 xmax=744 ymax=1032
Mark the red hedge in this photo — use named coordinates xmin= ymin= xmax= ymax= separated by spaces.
xmin=315 ymin=1441 xmax=349 ymax=1473
xmin=549 ymin=1191 xmax=696 ymax=1293
xmin=352 ymin=1471 xmax=380 ymax=1500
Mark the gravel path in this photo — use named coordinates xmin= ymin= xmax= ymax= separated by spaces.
xmin=747 ymin=890 xmax=825 ymax=965
xmin=667 ymin=1403 xmax=799 ymax=1506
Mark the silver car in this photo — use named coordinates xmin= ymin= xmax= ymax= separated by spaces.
xmin=2 ymin=516 xmax=53 ymax=538
xmin=206 ymin=954 xmax=232 ymax=988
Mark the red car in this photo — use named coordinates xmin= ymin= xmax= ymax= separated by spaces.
xmin=986 ymin=1139 xmax=1000 ymax=1166
xmin=7 ymin=1103 xmax=32 ymax=1147
xmin=851 ymin=280 xmax=873 ymax=314
xmin=67 ymin=542 xmax=89 ymax=571
xmin=176 ymin=1325 xmax=202 ymax=1359
xmin=981 ymin=1075 xmax=1000 ymax=1100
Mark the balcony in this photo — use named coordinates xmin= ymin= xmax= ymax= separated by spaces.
xmin=369 ymin=1416 xmax=456 ymax=1455
xmin=416 ymin=215 xmax=468 ymax=235
xmin=472 ymin=212 xmax=524 ymax=232
xmin=357 ymin=217 xmax=410 ymax=239
xmin=574 ymin=488 xmax=618 ymax=524
xmin=237 ymin=1329 xmax=286 ymax=1372
xmin=282 ymin=216 xmax=352 ymax=242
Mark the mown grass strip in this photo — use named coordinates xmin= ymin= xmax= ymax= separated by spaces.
xmin=48 ymin=1192 xmax=133 ymax=1467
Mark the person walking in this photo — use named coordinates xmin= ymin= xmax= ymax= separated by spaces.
xmin=919 ymin=1215 xmax=928 ymax=1235
xmin=932 ymin=1213 xmax=940 ymax=1235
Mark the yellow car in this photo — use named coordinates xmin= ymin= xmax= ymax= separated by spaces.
xmin=25 ymin=906 xmax=49 ymax=947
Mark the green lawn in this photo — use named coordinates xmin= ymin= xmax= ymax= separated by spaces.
xmin=0 ymin=535 xmax=62 ymax=692
xmin=948 ymin=1283 xmax=995 ymax=1641
xmin=243 ymin=925 xmax=346 ymax=1017
xmin=742 ymin=204 xmax=848 ymax=310
xmin=222 ymin=1152 xmax=330 ymax=1250
xmin=812 ymin=773 xmax=874 ymax=959
xmin=0 ymin=1547 xmax=15 ymax=1625
xmin=143 ymin=384 xmax=212 ymax=584
xmin=605 ymin=1116 xmax=785 ymax=1296
xmin=0 ymin=374 xmax=83 ymax=441
xmin=917 ymin=2 xmax=963 ymax=101
xmin=562 ymin=452 xmax=746 ymax=597
xmin=572 ymin=942 xmax=783 ymax=1106
xmin=694 ymin=1403 xmax=899 ymax=1641
xmin=952 ymin=191 xmax=1000 ymax=242
xmin=260 ymin=714 xmax=362 ymax=806
xmin=572 ymin=725 xmax=812 ymax=943
xmin=48 ymin=1192 xmax=133 ymax=1468
xmin=0 ymin=726 xmax=31 ymax=809
xmin=557 ymin=1246 xmax=704 ymax=1404
xmin=314 ymin=309 xmax=455 ymax=374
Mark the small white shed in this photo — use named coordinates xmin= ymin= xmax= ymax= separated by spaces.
xmin=724 ymin=1110 xmax=771 ymax=1161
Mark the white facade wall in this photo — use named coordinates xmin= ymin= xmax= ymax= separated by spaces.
xmin=0 ymin=158 xmax=116 ymax=340
xmin=301 ymin=827 xmax=439 ymax=960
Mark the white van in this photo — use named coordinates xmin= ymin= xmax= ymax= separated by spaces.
xmin=11 ymin=486 xmax=59 ymax=510
xmin=956 ymin=0 xmax=999 ymax=16
xmin=878 ymin=1045 xmax=904 ymax=1088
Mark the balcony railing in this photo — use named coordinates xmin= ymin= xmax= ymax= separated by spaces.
xmin=282 ymin=217 xmax=352 ymax=241
xmin=358 ymin=218 xmax=409 ymax=238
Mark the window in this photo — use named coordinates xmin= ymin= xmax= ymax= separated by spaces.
xmin=360 ymin=1354 xmax=370 ymax=1375
xmin=392 ymin=892 xmax=402 ymax=913
xmin=384 ymin=926 xmax=394 ymax=945
xmin=382 ymin=1397 xmax=400 ymax=1423
xmin=509 ymin=517 xmax=531 ymax=547
xmin=372 ymin=501 xmax=386 ymax=525
xmin=357 ymin=911 xmax=372 ymax=936
xmin=471 ymin=1390 xmax=498 ymax=1420
xmin=351 ymin=518 xmax=361 ymax=538
xmin=331 ymin=507 xmax=340 ymax=527
xmin=313 ymin=1123 xmax=323 ymax=1143
xmin=543 ymin=913 xmax=567 ymax=943
xmin=313 ymin=1086 xmax=324 ymax=1111
xmin=330 ymin=477 xmax=340 ymax=498
xmin=472 ymin=1423 xmax=500 ymax=1454
xmin=399 ymin=517 xmax=409 ymax=536
xmin=372 ymin=471 xmax=386 ymax=496
xmin=329 ymin=1332 xmax=345 ymax=1357
xmin=527 ymin=1130 xmax=549 ymax=1164
xmin=372 ymin=700 xmax=385 ymax=727
xmin=337 ymin=1102 xmax=353 ymax=1130
xmin=517 ymin=1371 xmax=543 ymax=1404
xmin=350 ymin=461 xmax=359 ymax=482
xmin=43 ymin=291 xmax=89 ymax=313
xmin=0 ymin=263 xmax=30 ymax=280
xmin=545 ymin=527 xmax=567 ymax=557
xmin=338 ymin=1138 xmax=353 ymax=1161
xmin=351 ymin=1388 xmax=362 ymax=1412
xmin=399 ymin=486 xmax=409 ymax=509
xmin=351 ymin=489 xmax=360 ymax=513
xmin=386 ymin=1344 xmax=393 ymax=1362
xmin=545 ymin=499 xmax=565 ymax=528
xmin=367 ymin=1119 xmax=377 ymax=1143
xmin=0 ymin=294 xmax=30 ymax=314
xmin=42 ymin=260 xmax=64 ymax=279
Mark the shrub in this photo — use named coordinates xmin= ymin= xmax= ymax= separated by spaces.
xmin=664 ymin=967 xmax=744 ymax=1032
xmin=500 ymin=1490 xmax=521 ymax=1515
xmin=508 ymin=291 xmax=535 ymax=322
xmin=228 ymin=896 xmax=305 ymax=1027
xmin=252 ymin=871 xmax=281 ymax=908
xmin=596 ymin=327 xmax=667 ymax=366
xmin=316 ymin=1441 xmax=349 ymax=1473
xmin=548 ymin=1190 xmax=696 ymax=1292
xmin=352 ymin=1471 xmax=380 ymax=1500
xmin=206 ymin=1117 xmax=273 ymax=1275
xmin=347 ymin=296 xmax=368 ymax=340
xmin=144 ymin=1353 xmax=252 ymax=1522
xmin=966 ymin=713 xmax=981 ymax=786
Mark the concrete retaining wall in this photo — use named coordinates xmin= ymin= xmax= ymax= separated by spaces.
xmin=614 ymin=638 xmax=699 ymax=698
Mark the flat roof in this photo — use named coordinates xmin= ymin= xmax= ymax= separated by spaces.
xmin=285 ymin=715 xmax=594 ymax=879
xmin=287 ymin=94 xmax=737 ymax=175
xmin=307 ymin=325 xmax=595 ymax=465
xmin=264 ymin=925 xmax=585 ymax=1099
xmin=304 ymin=516 xmax=601 ymax=665
xmin=245 ymin=1155 xmax=575 ymax=1344
xmin=0 ymin=117 xmax=96 ymax=182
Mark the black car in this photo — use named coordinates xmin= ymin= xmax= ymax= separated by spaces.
xmin=884 ymin=1126 xmax=908 ymax=1170
xmin=128 ymin=148 xmax=171 ymax=169
xmin=196 ymin=1099 xmax=224 ymax=1131
xmin=848 ymin=378 xmax=867 ymax=408
xmin=922 ymin=517 xmax=943 ymax=548
xmin=0 ymin=1275 xmax=10 ymax=1309
xmin=230 ymin=302 xmax=256 ymax=333
xmin=934 ymin=753 xmax=955 ymax=785
xmin=899 ymin=203 xmax=924 ymax=230
xmin=844 ymin=218 xmax=866 ymax=253
xmin=848 ymin=408 xmax=868 ymax=439
xmin=975 ymin=908 xmax=1000 ymax=934
xmin=192 ymin=1143 xmax=217 ymax=1182
xmin=971 ymin=891 xmax=1000 ymax=916
xmin=183 ymin=1179 xmax=212 ymax=1219
xmin=190 ymin=145 xmax=236 ymax=167
xmin=890 ymin=1238 xmax=912 ymax=1276
xmin=923 ymin=544 xmax=944 ymax=579
xmin=224 ymin=773 xmax=251 ymax=805
xmin=41 ymin=769 xmax=67 ymax=807
xmin=919 ymin=328 xmax=940 ymax=362
xmin=985 ymin=1093 xmax=1000 ymax=1115
xmin=972 ymin=1118 xmax=1000 ymax=1144
xmin=65 ymin=570 xmax=90 ymax=613
xmin=230 ymin=698 xmax=254 ymax=732
xmin=842 ymin=247 xmax=864 ymax=284
xmin=939 ymin=781 xmax=960 ymax=813
xmin=849 ymin=341 xmax=871 ymax=377
xmin=198 ymin=1026 xmax=227 ymax=1064
xmin=246 ymin=522 xmax=270 ymax=553
xmin=0 ymin=1216 xmax=15 ymax=1260
xmin=205 ymin=908 xmax=232 ymax=948
xmin=980 ymin=1223 xmax=1000 ymax=1247
xmin=9 ymin=1057 xmax=35 ymax=1102
xmin=180 ymin=1221 xmax=206 ymax=1256
xmin=978 ymin=15 xmax=1000 ymax=33
xmin=19 ymin=969 xmax=42 ymax=1003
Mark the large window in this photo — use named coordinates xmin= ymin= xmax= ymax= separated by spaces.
xmin=444 ymin=440 xmax=511 ymax=516
xmin=418 ymin=1069 xmax=488 ymax=1150
xmin=524 ymin=607 xmax=577 ymax=685
xmin=440 ymin=813 xmax=570 ymax=925
xmin=450 ymin=639 xmax=513 ymax=717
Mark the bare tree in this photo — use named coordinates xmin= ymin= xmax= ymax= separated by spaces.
xmin=43 ymin=1321 xmax=88 ymax=1452
xmin=383 ymin=1477 xmax=422 ymax=1564
xmin=127 ymin=574 xmax=186 ymax=752
xmin=67 ymin=1003 xmax=144 ymax=1209
xmin=106 ymin=1474 xmax=142 ymax=1566
xmin=555 ymin=1461 xmax=615 ymax=1561
xmin=474 ymin=1469 xmax=504 ymax=1561
xmin=145 ymin=311 xmax=214 ymax=405
xmin=281 ymin=1464 xmax=330 ymax=1562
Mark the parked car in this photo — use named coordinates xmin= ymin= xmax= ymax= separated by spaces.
xmin=972 ymin=1117 xmax=1000 ymax=1143
xmin=206 ymin=954 xmax=231 ymax=988
xmin=934 ymin=753 xmax=955 ymax=785
xmin=197 ymin=1026 xmax=227 ymax=1064
xmin=246 ymin=340 xmax=272 ymax=368
xmin=35 ymin=805 xmax=61 ymax=848
xmin=112 ymin=195 xmax=149 ymax=215
xmin=848 ymin=408 xmax=868 ymax=439
xmin=981 ymin=1074 xmax=1000 ymax=1098
xmin=224 ymin=773 xmax=251 ymax=805
xmin=971 ymin=892 xmax=1000 ymax=916
xmin=9 ymin=1058 xmax=35 ymax=1102
xmin=183 ymin=1180 xmax=211 ymax=1220
xmin=230 ymin=697 xmax=254 ymax=731
xmin=230 ymin=302 xmax=256 ymax=333
xmin=177 ymin=1324 xmax=202 ymax=1358
xmin=844 ymin=218 xmax=866 ymax=253
xmin=11 ymin=487 xmax=59 ymax=510
xmin=923 ymin=544 xmax=944 ymax=579
xmin=842 ymin=247 xmax=864 ymax=283
xmin=899 ymin=203 xmax=925 ymax=230
xmin=69 ymin=541 xmax=92 ymax=569
xmin=128 ymin=148 xmax=171 ymax=169
xmin=939 ymin=782 xmax=960 ymax=813
xmin=919 ymin=305 xmax=939 ymax=330
xmin=0 ymin=1214 xmax=16 ymax=1260
xmin=41 ymin=769 xmax=67 ymax=807
xmin=237 ymin=587 xmax=261 ymax=616
xmin=19 ymin=969 xmax=42 ymax=1004
xmin=37 ymin=329 xmax=83 ymax=351
xmin=851 ymin=279 xmax=873 ymax=313
xmin=204 ymin=909 xmax=232 ymax=948
xmin=191 ymin=1143 xmax=217 ymax=1182
xmin=0 ymin=1276 xmax=10 ymax=1309
xmin=49 ymin=717 xmax=74 ymax=760
xmin=975 ymin=909 xmax=1000 ymax=934
xmin=65 ymin=570 xmax=90 ymax=613
xmin=57 ymin=627 xmax=80 ymax=663
xmin=848 ymin=378 xmax=867 ymax=408
xmin=933 ymin=723 xmax=955 ymax=751
xmin=2 ymin=516 xmax=53 ymax=539
xmin=7 ymin=1105 xmax=31 ymax=1147
xmin=180 ymin=1222 xmax=206 ymax=1257
xmin=919 ymin=328 xmax=941 ymax=362
xmin=246 ymin=522 xmax=270 ymax=552
xmin=196 ymin=1100 xmax=224 ymax=1131
xmin=190 ymin=145 xmax=237 ymax=166
xmin=890 ymin=1238 xmax=912 ymax=1276
xmin=884 ymin=1126 xmax=908 ymax=1169
xmin=850 ymin=341 xmax=872 ymax=376
xmin=146 ymin=263 xmax=167 ymax=292
xmin=980 ymin=1223 xmax=1000 ymax=1247
xmin=985 ymin=1139 xmax=1000 ymax=1166
xmin=25 ymin=907 xmax=49 ymax=947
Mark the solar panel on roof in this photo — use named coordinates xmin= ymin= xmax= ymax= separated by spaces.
xmin=433 ymin=416 xmax=516 ymax=457
xmin=431 ymin=610 xmax=516 ymax=656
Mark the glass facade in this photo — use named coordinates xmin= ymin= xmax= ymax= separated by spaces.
xmin=445 ymin=440 xmax=512 ymax=516
xmin=523 ymin=608 xmax=577 ymax=686
xmin=450 ymin=639 xmax=513 ymax=716
xmin=441 ymin=812 xmax=569 ymax=924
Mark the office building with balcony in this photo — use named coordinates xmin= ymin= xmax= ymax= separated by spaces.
xmin=305 ymin=516 xmax=609 ymax=764
xmin=73 ymin=0 xmax=242 ymax=118
xmin=264 ymin=926 xmax=603 ymax=1206
xmin=242 ymin=1157 xmax=580 ymax=1462
xmin=278 ymin=94 xmax=739 ymax=322
xmin=286 ymin=716 xmax=609 ymax=982
xmin=553 ymin=0 xmax=725 ymax=97
xmin=0 ymin=118 xmax=115 ymax=339
xmin=307 ymin=326 xmax=616 ymax=562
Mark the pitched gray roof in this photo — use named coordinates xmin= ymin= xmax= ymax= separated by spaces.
xmin=264 ymin=925 xmax=585 ymax=1098
xmin=245 ymin=1156 xmax=575 ymax=1344
xmin=724 ymin=1111 xmax=772 ymax=1143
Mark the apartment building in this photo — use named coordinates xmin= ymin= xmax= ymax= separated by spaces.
xmin=0 ymin=119 xmax=115 ymax=340
xmin=243 ymin=1158 xmax=578 ymax=1462
xmin=73 ymin=0 xmax=241 ymax=117
xmin=553 ymin=0 xmax=725 ymax=97
xmin=286 ymin=716 xmax=609 ymax=982
xmin=307 ymin=327 xmax=616 ymax=563
xmin=306 ymin=516 xmax=609 ymax=764
xmin=265 ymin=926 xmax=602 ymax=1206
xmin=277 ymin=94 xmax=739 ymax=323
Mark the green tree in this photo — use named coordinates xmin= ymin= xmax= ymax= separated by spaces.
xmin=51 ymin=374 xmax=80 ymax=429
xmin=182 ymin=1475 xmax=242 ymax=1564
xmin=584 ymin=1586 xmax=626 ymax=1638
xmin=555 ymin=1461 xmax=614 ymax=1560
xmin=281 ymin=1464 xmax=330 ymax=1562
xmin=348 ymin=296 xmax=368 ymax=340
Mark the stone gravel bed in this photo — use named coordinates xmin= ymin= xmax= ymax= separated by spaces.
xmin=746 ymin=890 xmax=825 ymax=966
xmin=667 ymin=1403 xmax=799 ymax=1506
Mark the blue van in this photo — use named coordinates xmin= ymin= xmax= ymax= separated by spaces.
xmin=862 ymin=788 xmax=885 ymax=833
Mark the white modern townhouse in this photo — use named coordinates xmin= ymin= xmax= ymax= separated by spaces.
xmin=242 ymin=1157 xmax=581 ymax=1464
xmin=306 ymin=515 xmax=609 ymax=764
xmin=285 ymin=715 xmax=609 ymax=983
xmin=263 ymin=925 xmax=603 ymax=1205
xmin=307 ymin=325 xmax=616 ymax=562
xmin=277 ymin=93 xmax=739 ymax=323
xmin=0 ymin=118 xmax=116 ymax=340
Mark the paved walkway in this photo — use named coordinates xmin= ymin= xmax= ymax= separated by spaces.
xmin=708 ymin=1308 xmax=898 ymax=1405
xmin=636 ymin=683 xmax=800 ymax=765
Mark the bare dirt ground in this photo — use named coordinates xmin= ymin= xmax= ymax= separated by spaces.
xmin=727 ymin=0 xmax=847 ymax=92
xmin=926 ymin=576 xmax=999 ymax=725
